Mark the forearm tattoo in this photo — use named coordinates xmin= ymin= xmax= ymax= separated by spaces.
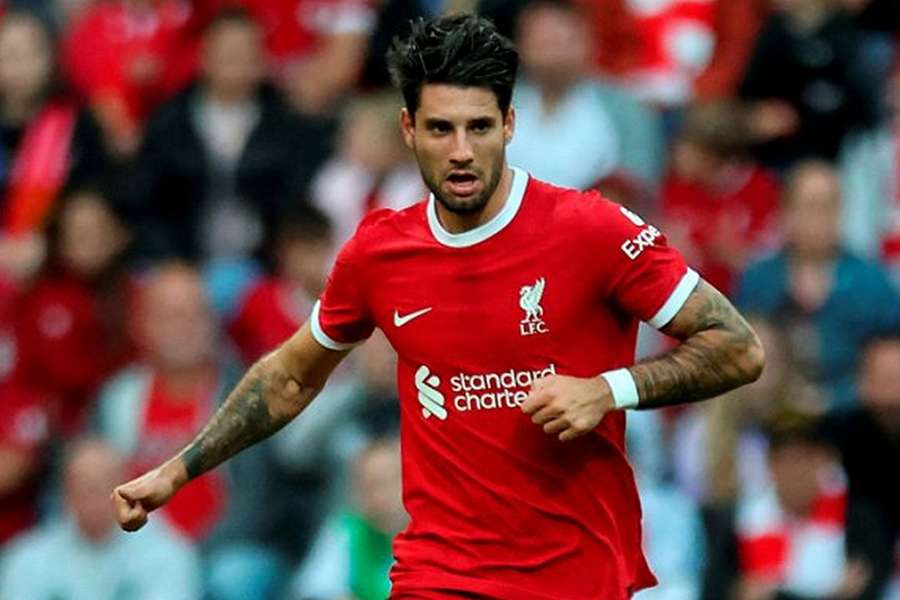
xmin=630 ymin=281 xmax=763 ymax=410
xmin=179 ymin=361 xmax=307 ymax=480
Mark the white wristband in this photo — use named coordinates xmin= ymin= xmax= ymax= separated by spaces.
xmin=600 ymin=368 xmax=640 ymax=410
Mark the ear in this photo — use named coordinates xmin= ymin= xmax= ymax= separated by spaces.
xmin=399 ymin=108 xmax=415 ymax=150
xmin=504 ymin=105 xmax=516 ymax=146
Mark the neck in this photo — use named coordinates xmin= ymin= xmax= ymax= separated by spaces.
xmin=435 ymin=166 xmax=514 ymax=234
xmin=791 ymin=250 xmax=836 ymax=266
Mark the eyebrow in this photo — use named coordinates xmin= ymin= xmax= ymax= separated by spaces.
xmin=422 ymin=116 xmax=496 ymax=128
xmin=470 ymin=117 xmax=495 ymax=128
xmin=423 ymin=118 xmax=452 ymax=129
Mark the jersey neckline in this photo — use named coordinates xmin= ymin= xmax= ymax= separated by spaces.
xmin=426 ymin=166 xmax=529 ymax=248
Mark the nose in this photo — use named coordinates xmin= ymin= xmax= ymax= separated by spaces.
xmin=449 ymin=129 xmax=474 ymax=165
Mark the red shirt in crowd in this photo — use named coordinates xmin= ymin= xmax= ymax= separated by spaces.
xmin=61 ymin=0 xmax=200 ymax=126
xmin=662 ymin=165 xmax=780 ymax=296
xmin=14 ymin=274 xmax=138 ymax=434
xmin=737 ymin=485 xmax=848 ymax=594
xmin=129 ymin=372 xmax=228 ymax=541
xmin=313 ymin=168 xmax=698 ymax=598
xmin=238 ymin=0 xmax=375 ymax=65
xmin=228 ymin=277 xmax=312 ymax=365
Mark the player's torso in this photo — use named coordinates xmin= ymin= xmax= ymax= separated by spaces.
xmin=368 ymin=191 xmax=633 ymax=435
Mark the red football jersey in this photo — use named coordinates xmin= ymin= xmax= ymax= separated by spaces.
xmin=313 ymin=168 xmax=698 ymax=599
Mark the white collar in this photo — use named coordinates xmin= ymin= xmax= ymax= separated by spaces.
xmin=426 ymin=166 xmax=528 ymax=248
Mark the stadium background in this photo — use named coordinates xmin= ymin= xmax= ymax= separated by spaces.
xmin=0 ymin=0 xmax=898 ymax=598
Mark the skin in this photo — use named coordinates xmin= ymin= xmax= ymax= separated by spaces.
xmin=112 ymin=81 xmax=764 ymax=530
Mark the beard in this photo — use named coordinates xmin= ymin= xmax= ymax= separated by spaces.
xmin=418 ymin=151 xmax=505 ymax=216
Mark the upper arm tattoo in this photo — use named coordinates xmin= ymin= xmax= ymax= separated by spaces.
xmin=629 ymin=280 xmax=764 ymax=409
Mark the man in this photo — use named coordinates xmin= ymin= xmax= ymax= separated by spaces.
xmin=824 ymin=332 xmax=900 ymax=599
xmin=736 ymin=160 xmax=900 ymax=409
xmin=112 ymin=15 xmax=764 ymax=599
xmin=1 ymin=438 xmax=200 ymax=600
xmin=508 ymin=0 xmax=665 ymax=191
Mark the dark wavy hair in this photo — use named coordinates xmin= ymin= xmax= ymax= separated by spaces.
xmin=386 ymin=14 xmax=519 ymax=118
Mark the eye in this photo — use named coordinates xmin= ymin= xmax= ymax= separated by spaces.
xmin=428 ymin=122 xmax=452 ymax=135
xmin=470 ymin=120 xmax=492 ymax=134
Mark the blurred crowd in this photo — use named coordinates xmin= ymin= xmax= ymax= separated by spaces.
xmin=0 ymin=0 xmax=898 ymax=599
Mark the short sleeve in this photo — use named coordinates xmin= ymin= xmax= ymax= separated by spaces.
xmin=600 ymin=200 xmax=699 ymax=329
xmin=310 ymin=219 xmax=377 ymax=351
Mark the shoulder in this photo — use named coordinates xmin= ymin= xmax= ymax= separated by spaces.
xmin=3 ymin=521 xmax=65 ymax=563
xmin=526 ymin=176 xmax=663 ymax=250
xmin=526 ymin=177 xmax=621 ymax=223
xmin=342 ymin=202 xmax=428 ymax=253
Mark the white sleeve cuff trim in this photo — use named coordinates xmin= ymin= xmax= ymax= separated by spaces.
xmin=310 ymin=300 xmax=364 ymax=351
xmin=647 ymin=268 xmax=700 ymax=329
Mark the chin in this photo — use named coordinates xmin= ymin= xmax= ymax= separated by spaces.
xmin=441 ymin=197 xmax=489 ymax=215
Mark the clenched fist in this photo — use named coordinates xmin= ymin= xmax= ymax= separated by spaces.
xmin=110 ymin=460 xmax=187 ymax=532
xmin=521 ymin=374 xmax=615 ymax=442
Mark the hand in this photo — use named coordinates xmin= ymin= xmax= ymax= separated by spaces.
xmin=521 ymin=375 xmax=613 ymax=442
xmin=110 ymin=460 xmax=186 ymax=532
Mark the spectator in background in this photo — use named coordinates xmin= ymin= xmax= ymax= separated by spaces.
xmin=96 ymin=262 xmax=291 ymax=600
xmin=127 ymin=7 xmax=331 ymax=271
xmin=94 ymin=263 xmax=231 ymax=542
xmin=0 ymin=376 xmax=49 ymax=548
xmin=662 ymin=101 xmax=781 ymax=296
xmin=0 ymin=437 xmax=201 ymax=600
xmin=312 ymin=92 xmax=422 ymax=247
xmin=825 ymin=332 xmax=900 ymax=599
xmin=61 ymin=0 xmax=203 ymax=158
xmin=507 ymin=0 xmax=665 ymax=191
xmin=229 ymin=206 xmax=334 ymax=365
xmin=841 ymin=62 xmax=900 ymax=272
xmin=725 ymin=411 xmax=870 ymax=600
xmin=240 ymin=0 xmax=377 ymax=115
xmin=288 ymin=434 xmax=406 ymax=600
xmin=736 ymin=160 xmax=900 ymax=410
xmin=15 ymin=186 xmax=137 ymax=435
xmin=0 ymin=11 xmax=108 ymax=280
xmin=739 ymin=0 xmax=878 ymax=169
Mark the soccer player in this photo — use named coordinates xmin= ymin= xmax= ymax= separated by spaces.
xmin=112 ymin=14 xmax=765 ymax=599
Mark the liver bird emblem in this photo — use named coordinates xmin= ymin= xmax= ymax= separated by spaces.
xmin=519 ymin=278 xmax=545 ymax=322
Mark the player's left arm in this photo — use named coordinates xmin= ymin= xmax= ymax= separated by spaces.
xmin=630 ymin=278 xmax=765 ymax=408
xmin=523 ymin=279 xmax=764 ymax=441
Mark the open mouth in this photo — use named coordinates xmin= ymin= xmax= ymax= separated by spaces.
xmin=445 ymin=172 xmax=480 ymax=197
xmin=447 ymin=172 xmax=477 ymax=184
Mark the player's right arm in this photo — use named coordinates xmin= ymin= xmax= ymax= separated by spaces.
xmin=111 ymin=322 xmax=349 ymax=532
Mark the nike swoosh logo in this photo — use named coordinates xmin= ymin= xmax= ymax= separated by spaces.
xmin=394 ymin=307 xmax=433 ymax=327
